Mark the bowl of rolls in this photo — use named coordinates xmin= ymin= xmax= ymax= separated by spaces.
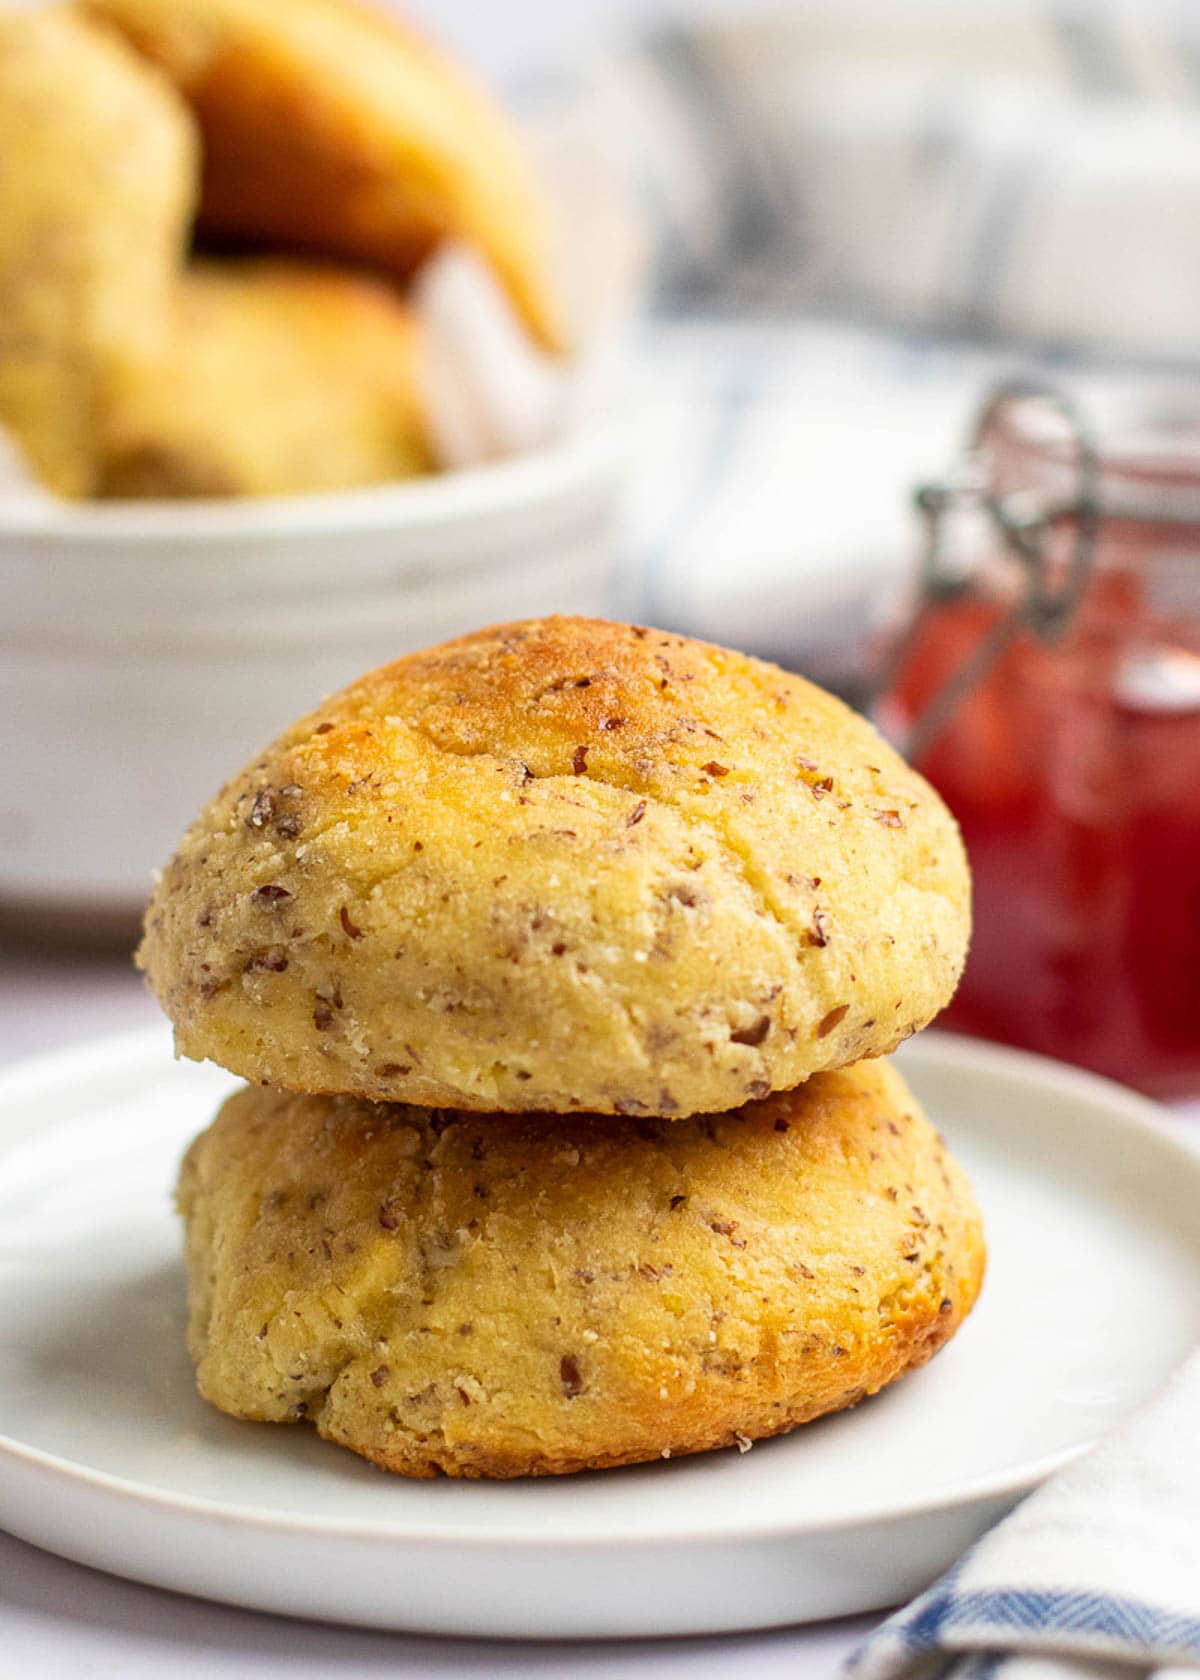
xmin=0 ymin=0 xmax=628 ymax=930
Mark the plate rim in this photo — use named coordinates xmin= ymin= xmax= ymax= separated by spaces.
xmin=0 ymin=1024 xmax=1197 ymax=1552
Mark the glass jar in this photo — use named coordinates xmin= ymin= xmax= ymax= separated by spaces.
xmin=878 ymin=382 xmax=1200 ymax=1098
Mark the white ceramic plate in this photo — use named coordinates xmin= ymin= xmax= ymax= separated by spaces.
xmin=1 ymin=1029 xmax=1197 ymax=1639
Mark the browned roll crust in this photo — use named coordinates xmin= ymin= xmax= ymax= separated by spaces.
xmin=82 ymin=0 xmax=563 ymax=351
xmin=178 ymin=1059 xmax=986 ymax=1478
xmin=140 ymin=617 xmax=971 ymax=1116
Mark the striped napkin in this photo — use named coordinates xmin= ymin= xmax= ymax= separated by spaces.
xmin=539 ymin=0 xmax=1200 ymax=681
xmin=845 ymin=1350 xmax=1200 ymax=1680
xmin=581 ymin=0 xmax=1200 ymax=352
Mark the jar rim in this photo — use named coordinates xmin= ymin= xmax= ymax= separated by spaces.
xmin=991 ymin=389 xmax=1200 ymax=526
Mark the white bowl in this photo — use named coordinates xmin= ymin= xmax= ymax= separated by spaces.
xmin=0 ymin=419 xmax=625 ymax=928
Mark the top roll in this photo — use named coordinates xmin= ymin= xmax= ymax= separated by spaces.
xmin=138 ymin=617 xmax=970 ymax=1115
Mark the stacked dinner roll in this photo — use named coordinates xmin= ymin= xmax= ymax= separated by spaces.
xmin=140 ymin=617 xmax=984 ymax=1478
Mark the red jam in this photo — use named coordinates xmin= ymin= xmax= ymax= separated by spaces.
xmin=886 ymin=520 xmax=1200 ymax=1097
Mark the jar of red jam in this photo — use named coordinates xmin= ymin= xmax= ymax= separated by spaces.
xmin=878 ymin=382 xmax=1200 ymax=1098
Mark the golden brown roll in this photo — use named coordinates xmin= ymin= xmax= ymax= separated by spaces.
xmin=81 ymin=0 xmax=563 ymax=352
xmin=140 ymin=618 xmax=970 ymax=1116
xmin=178 ymin=1059 xmax=985 ymax=1478
xmin=100 ymin=257 xmax=431 ymax=498
xmin=0 ymin=6 xmax=197 ymax=497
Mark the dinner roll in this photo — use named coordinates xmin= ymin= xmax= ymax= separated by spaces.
xmin=178 ymin=1059 xmax=985 ymax=1478
xmin=139 ymin=618 xmax=969 ymax=1115
xmin=101 ymin=258 xmax=430 ymax=498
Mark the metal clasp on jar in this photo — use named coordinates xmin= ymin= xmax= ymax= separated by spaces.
xmin=877 ymin=379 xmax=1102 ymax=761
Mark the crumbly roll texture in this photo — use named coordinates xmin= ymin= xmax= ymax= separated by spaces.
xmin=140 ymin=617 xmax=970 ymax=1116
xmin=178 ymin=1060 xmax=985 ymax=1479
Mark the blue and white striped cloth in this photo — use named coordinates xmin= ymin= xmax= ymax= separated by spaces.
xmin=583 ymin=0 xmax=1200 ymax=353
xmin=844 ymin=1350 xmax=1200 ymax=1679
xmin=544 ymin=0 xmax=1200 ymax=682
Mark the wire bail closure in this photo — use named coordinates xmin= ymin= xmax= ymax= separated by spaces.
xmin=880 ymin=379 xmax=1102 ymax=762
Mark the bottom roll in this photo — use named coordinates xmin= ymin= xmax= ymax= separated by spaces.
xmin=177 ymin=1058 xmax=984 ymax=1478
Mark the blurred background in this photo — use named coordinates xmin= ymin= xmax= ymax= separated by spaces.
xmin=1 ymin=0 xmax=1197 ymax=1097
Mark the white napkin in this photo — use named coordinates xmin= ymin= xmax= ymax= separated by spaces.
xmin=414 ymin=245 xmax=569 ymax=470
xmin=0 ymin=426 xmax=53 ymax=511
xmin=844 ymin=1349 xmax=1200 ymax=1680
xmin=412 ymin=92 xmax=644 ymax=476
